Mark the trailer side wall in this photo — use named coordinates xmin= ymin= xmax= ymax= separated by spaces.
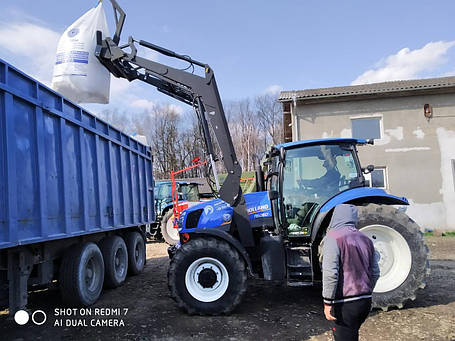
xmin=0 ymin=59 xmax=154 ymax=249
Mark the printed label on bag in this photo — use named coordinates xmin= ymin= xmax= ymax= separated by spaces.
xmin=56 ymin=50 xmax=89 ymax=65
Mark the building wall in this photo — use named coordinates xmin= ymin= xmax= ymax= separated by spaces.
xmin=292 ymin=93 xmax=455 ymax=230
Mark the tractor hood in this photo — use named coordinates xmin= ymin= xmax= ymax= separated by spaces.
xmin=179 ymin=191 xmax=272 ymax=232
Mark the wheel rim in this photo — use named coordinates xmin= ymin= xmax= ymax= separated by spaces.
xmin=166 ymin=215 xmax=180 ymax=243
xmin=185 ymin=257 xmax=229 ymax=302
xmin=85 ymin=256 xmax=102 ymax=293
xmin=114 ymin=247 xmax=127 ymax=277
xmin=360 ymin=224 xmax=412 ymax=293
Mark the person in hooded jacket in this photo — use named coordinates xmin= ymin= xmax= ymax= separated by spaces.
xmin=322 ymin=204 xmax=380 ymax=341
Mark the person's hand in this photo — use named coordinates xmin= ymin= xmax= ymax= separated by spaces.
xmin=324 ymin=304 xmax=336 ymax=321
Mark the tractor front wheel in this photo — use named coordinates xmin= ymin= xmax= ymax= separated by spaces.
xmin=357 ymin=204 xmax=429 ymax=311
xmin=161 ymin=210 xmax=180 ymax=245
xmin=168 ymin=237 xmax=247 ymax=315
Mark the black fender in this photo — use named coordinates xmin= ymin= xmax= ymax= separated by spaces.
xmin=191 ymin=228 xmax=254 ymax=276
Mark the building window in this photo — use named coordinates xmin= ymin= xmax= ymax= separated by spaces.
xmin=351 ymin=117 xmax=381 ymax=139
xmin=365 ymin=167 xmax=387 ymax=189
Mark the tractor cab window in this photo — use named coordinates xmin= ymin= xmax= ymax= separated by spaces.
xmin=282 ymin=144 xmax=360 ymax=235
xmin=156 ymin=183 xmax=172 ymax=201
xmin=180 ymin=184 xmax=200 ymax=201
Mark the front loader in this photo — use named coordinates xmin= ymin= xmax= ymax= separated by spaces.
xmin=97 ymin=0 xmax=429 ymax=315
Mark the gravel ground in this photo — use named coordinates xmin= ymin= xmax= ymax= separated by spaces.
xmin=1 ymin=236 xmax=454 ymax=341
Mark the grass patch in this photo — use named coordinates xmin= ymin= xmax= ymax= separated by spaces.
xmin=442 ymin=231 xmax=455 ymax=237
xmin=423 ymin=231 xmax=434 ymax=237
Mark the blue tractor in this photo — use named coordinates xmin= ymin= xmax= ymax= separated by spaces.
xmin=168 ymin=139 xmax=428 ymax=314
xmin=96 ymin=0 xmax=428 ymax=316
xmin=152 ymin=180 xmax=202 ymax=245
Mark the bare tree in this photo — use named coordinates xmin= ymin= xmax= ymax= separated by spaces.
xmin=255 ymin=93 xmax=283 ymax=146
xmin=94 ymin=92 xmax=284 ymax=180
xmin=226 ymin=99 xmax=264 ymax=172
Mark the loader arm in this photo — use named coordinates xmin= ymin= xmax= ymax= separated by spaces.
xmin=95 ymin=0 xmax=254 ymax=246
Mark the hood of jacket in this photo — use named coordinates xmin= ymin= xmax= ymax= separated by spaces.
xmin=328 ymin=204 xmax=358 ymax=230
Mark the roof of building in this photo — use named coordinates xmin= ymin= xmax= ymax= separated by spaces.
xmin=279 ymin=76 xmax=455 ymax=103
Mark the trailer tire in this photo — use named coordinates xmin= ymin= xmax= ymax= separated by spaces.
xmin=59 ymin=242 xmax=105 ymax=306
xmin=161 ymin=210 xmax=180 ymax=245
xmin=168 ymin=237 xmax=247 ymax=315
xmin=357 ymin=204 xmax=429 ymax=311
xmin=100 ymin=236 xmax=128 ymax=288
xmin=125 ymin=231 xmax=146 ymax=275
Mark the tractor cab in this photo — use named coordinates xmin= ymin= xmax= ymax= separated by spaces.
xmin=171 ymin=137 xmax=427 ymax=315
xmin=266 ymin=138 xmax=367 ymax=238
xmin=179 ymin=183 xmax=200 ymax=202
xmin=154 ymin=181 xmax=201 ymax=218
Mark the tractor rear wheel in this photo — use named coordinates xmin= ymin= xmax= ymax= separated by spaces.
xmin=161 ymin=210 xmax=180 ymax=245
xmin=168 ymin=237 xmax=247 ymax=315
xmin=357 ymin=204 xmax=429 ymax=311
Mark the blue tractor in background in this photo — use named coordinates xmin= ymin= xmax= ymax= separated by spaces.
xmin=96 ymin=0 xmax=428 ymax=316
xmin=151 ymin=180 xmax=202 ymax=245
xmin=168 ymin=139 xmax=428 ymax=314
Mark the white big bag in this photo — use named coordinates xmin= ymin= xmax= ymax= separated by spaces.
xmin=51 ymin=2 xmax=111 ymax=104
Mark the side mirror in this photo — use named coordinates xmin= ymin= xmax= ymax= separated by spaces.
xmin=362 ymin=164 xmax=374 ymax=174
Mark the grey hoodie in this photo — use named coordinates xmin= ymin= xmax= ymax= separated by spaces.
xmin=322 ymin=204 xmax=380 ymax=305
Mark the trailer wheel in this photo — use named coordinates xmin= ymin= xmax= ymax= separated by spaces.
xmin=161 ymin=210 xmax=180 ymax=245
xmin=59 ymin=242 xmax=105 ymax=306
xmin=357 ymin=204 xmax=429 ymax=311
xmin=168 ymin=237 xmax=247 ymax=315
xmin=99 ymin=236 xmax=128 ymax=288
xmin=125 ymin=231 xmax=146 ymax=275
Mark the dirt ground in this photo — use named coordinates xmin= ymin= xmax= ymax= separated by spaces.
xmin=1 ymin=236 xmax=454 ymax=341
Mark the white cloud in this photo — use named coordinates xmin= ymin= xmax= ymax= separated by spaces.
xmin=264 ymin=84 xmax=282 ymax=94
xmin=0 ymin=14 xmax=180 ymax=117
xmin=130 ymin=99 xmax=183 ymax=115
xmin=0 ymin=22 xmax=60 ymax=85
xmin=351 ymin=41 xmax=455 ymax=85
xmin=442 ymin=69 xmax=455 ymax=77
xmin=110 ymin=76 xmax=133 ymax=95
xmin=131 ymin=98 xmax=156 ymax=110
xmin=166 ymin=104 xmax=184 ymax=115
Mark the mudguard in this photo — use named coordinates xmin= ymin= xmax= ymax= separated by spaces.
xmin=311 ymin=187 xmax=409 ymax=241
xmin=320 ymin=187 xmax=408 ymax=212
xmin=161 ymin=203 xmax=173 ymax=215
xmin=190 ymin=228 xmax=254 ymax=276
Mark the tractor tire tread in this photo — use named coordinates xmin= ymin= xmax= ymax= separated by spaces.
xmin=357 ymin=204 xmax=429 ymax=311
xmin=168 ymin=237 xmax=247 ymax=315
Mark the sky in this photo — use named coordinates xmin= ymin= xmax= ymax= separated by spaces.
xmin=0 ymin=0 xmax=454 ymax=115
